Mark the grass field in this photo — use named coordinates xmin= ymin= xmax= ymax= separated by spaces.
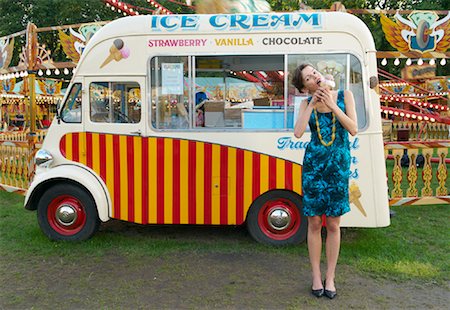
xmin=0 ymin=190 xmax=448 ymax=284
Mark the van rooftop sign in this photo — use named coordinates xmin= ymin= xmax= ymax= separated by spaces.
xmin=149 ymin=13 xmax=322 ymax=32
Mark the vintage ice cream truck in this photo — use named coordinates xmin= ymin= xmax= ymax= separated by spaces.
xmin=25 ymin=11 xmax=390 ymax=245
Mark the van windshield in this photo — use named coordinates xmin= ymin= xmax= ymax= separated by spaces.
xmin=61 ymin=83 xmax=82 ymax=123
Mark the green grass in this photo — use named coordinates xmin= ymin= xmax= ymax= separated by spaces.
xmin=0 ymin=191 xmax=448 ymax=284
xmin=339 ymin=204 xmax=449 ymax=283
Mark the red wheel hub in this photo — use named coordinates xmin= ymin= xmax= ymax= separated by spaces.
xmin=47 ymin=195 xmax=86 ymax=236
xmin=257 ymin=198 xmax=301 ymax=240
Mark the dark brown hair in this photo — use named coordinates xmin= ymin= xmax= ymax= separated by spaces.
xmin=292 ymin=63 xmax=312 ymax=93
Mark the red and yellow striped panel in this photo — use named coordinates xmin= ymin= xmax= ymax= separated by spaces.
xmin=60 ymin=132 xmax=302 ymax=225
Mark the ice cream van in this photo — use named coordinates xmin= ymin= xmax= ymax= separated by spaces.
xmin=25 ymin=11 xmax=390 ymax=245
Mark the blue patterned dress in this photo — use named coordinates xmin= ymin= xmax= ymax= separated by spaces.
xmin=302 ymin=90 xmax=351 ymax=217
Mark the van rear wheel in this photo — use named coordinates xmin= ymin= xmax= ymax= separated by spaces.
xmin=247 ymin=190 xmax=307 ymax=246
xmin=37 ymin=184 xmax=100 ymax=241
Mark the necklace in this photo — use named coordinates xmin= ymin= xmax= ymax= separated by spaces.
xmin=313 ymin=108 xmax=336 ymax=147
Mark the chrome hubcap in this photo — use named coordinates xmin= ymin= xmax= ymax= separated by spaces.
xmin=55 ymin=204 xmax=77 ymax=226
xmin=267 ymin=208 xmax=291 ymax=230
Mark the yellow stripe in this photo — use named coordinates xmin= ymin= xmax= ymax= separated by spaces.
xmin=92 ymin=133 xmax=100 ymax=173
xmin=276 ymin=158 xmax=285 ymax=188
xmin=196 ymin=142 xmax=204 ymax=224
xmin=148 ymin=138 xmax=157 ymax=223
xmin=78 ymin=132 xmax=87 ymax=165
xmin=243 ymin=150 xmax=253 ymax=215
xmin=293 ymin=164 xmax=302 ymax=194
xmin=119 ymin=135 xmax=128 ymax=221
xmin=65 ymin=134 xmax=72 ymax=160
xmin=164 ymin=138 xmax=173 ymax=224
xmin=134 ymin=136 xmax=142 ymax=223
xmin=211 ymin=144 xmax=221 ymax=225
xmin=260 ymin=154 xmax=269 ymax=194
xmin=105 ymin=134 xmax=115 ymax=217
xmin=179 ymin=140 xmax=189 ymax=224
xmin=228 ymin=148 xmax=237 ymax=224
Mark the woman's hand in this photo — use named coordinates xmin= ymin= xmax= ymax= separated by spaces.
xmin=309 ymin=92 xmax=320 ymax=107
xmin=315 ymin=88 xmax=338 ymax=112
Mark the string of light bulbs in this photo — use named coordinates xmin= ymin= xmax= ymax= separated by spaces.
xmin=380 ymin=58 xmax=447 ymax=66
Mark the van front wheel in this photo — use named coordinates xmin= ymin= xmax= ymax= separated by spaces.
xmin=37 ymin=184 xmax=100 ymax=241
xmin=247 ymin=191 xmax=307 ymax=246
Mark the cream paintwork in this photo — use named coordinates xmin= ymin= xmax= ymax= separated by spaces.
xmin=25 ymin=164 xmax=110 ymax=222
xmin=27 ymin=12 xmax=390 ymax=229
xmin=24 ymin=103 xmax=111 ymax=222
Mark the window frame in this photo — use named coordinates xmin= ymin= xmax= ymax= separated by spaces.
xmin=88 ymin=80 xmax=142 ymax=124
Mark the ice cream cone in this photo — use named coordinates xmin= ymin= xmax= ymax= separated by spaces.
xmin=320 ymin=78 xmax=335 ymax=90
xmin=349 ymin=183 xmax=367 ymax=217
xmin=100 ymin=46 xmax=123 ymax=68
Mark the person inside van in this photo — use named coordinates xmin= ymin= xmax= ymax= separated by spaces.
xmin=195 ymin=91 xmax=208 ymax=127
xmin=292 ymin=63 xmax=357 ymax=299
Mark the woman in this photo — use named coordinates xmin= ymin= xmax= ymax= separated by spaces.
xmin=292 ymin=64 xmax=357 ymax=299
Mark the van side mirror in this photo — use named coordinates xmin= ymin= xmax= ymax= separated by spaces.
xmin=369 ymin=76 xmax=379 ymax=95
xmin=369 ymin=76 xmax=378 ymax=89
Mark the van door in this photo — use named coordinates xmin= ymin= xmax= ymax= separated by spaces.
xmin=84 ymin=76 xmax=145 ymax=136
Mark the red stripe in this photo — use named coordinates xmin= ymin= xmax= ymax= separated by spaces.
xmin=252 ymin=152 xmax=260 ymax=199
xmin=220 ymin=146 xmax=228 ymax=225
xmin=269 ymin=156 xmax=277 ymax=189
xmin=188 ymin=141 xmax=196 ymax=224
xmin=59 ymin=135 xmax=66 ymax=157
xmin=72 ymin=132 xmax=79 ymax=162
xmin=86 ymin=132 xmax=93 ymax=168
xmin=127 ymin=136 xmax=135 ymax=222
xmin=141 ymin=138 xmax=149 ymax=224
xmin=236 ymin=148 xmax=244 ymax=224
xmin=156 ymin=138 xmax=165 ymax=224
xmin=285 ymin=161 xmax=293 ymax=190
xmin=99 ymin=134 xmax=107 ymax=182
xmin=113 ymin=135 xmax=121 ymax=219
xmin=203 ymin=143 xmax=212 ymax=225
xmin=172 ymin=139 xmax=181 ymax=224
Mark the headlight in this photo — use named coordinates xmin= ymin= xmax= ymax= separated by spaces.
xmin=35 ymin=149 xmax=53 ymax=168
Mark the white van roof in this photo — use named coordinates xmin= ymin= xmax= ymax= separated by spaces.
xmin=77 ymin=12 xmax=375 ymax=76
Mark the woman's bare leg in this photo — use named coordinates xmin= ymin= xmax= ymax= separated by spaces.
xmin=307 ymin=216 xmax=323 ymax=289
xmin=325 ymin=216 xmax=341 ymax=291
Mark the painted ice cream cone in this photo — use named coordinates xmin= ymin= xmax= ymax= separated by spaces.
xmin=100 ymin=39 xmax=130 ymax=68
xmin=349 ymin=182 xmax=367 ymax=217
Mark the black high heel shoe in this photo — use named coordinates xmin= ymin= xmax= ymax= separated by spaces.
xmin=311 ymin=287 xmax=324 ymax=298
xmin=324 ymin=280 xmax=337 ymax=299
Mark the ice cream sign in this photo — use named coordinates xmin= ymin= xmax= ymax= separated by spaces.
xmin=149 ymin=13 xmax=322 ymax=32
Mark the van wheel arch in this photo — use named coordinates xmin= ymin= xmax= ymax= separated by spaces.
xmin=26 ymin=178 xmax=96 ymax=211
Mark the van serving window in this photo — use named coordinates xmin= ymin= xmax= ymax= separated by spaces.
xmin=150 ymin=53 xmax=366 ymax=131
xmin=89 ymin=82 xmax=141 ymax=124
xmin=150 ymin=54 xmax=286 ymax=130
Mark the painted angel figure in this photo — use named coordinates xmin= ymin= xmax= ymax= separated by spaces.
xmin=381 ymin=11 xmax=450 ymax=53
xmin=58 ymin=24 xmax=103 ymax=63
